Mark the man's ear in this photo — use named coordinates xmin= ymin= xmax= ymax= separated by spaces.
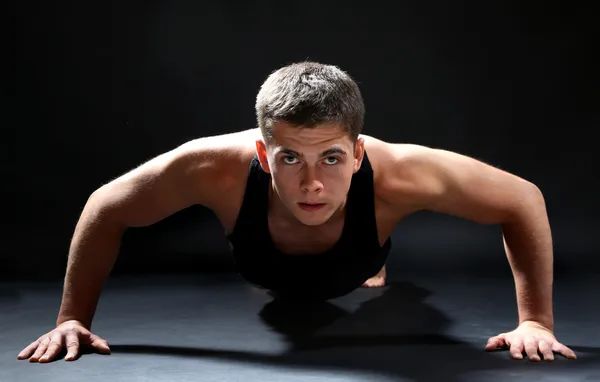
xmin=255 ymin=139 xmax=271 ymax=173
xmin=353 ymin=137 xmax=365 ymax=173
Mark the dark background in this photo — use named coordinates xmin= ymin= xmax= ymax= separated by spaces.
xmin=10 ymin=1 xmax=599 ymax=282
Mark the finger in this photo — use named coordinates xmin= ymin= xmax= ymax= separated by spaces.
xmin=508 ymin=338 xmax=524 ymax=360
xmin=552 ymin=342 xmax=577 ymax=360
xmin=29 ymin=337 xmax=50 ymax=363
xmin=485 ymin=336 xmax=506 ymax=351
xmin=17 ymin=339 xmax=42 ymax=360
xmin=64 ymin=331 xmax=80 ymax=361
xmin=39 ymin=332 xmax=64 ymax=363
xmin=524 ymin=337 xmax=540 ymax=361
xmin=87 ymin=333 xmax=111 ymax=354
xmin=538 ymin=340 xmax=554 ymax=361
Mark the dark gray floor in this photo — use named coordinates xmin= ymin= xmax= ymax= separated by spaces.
xmin=2 ymin=273 xmax=599 ymax=382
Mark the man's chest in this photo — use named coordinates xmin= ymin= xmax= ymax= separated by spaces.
xmin=267 ymin=199 xmax=403 ymax=256
xmin=267 ymin=215 xmax=345 ymax=255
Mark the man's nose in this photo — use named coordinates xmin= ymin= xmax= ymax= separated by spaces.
xmin=300 ymin=167 xmax=323 ymax=192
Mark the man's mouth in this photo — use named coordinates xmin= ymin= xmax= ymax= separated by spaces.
xmin=298 ymin=202 xmax=326 ymax=211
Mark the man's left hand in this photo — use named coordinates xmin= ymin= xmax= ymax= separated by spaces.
xmin=485 ymin=320 xmax=577 ymax=361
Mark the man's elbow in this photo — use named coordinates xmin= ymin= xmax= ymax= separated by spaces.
xmin=504 ymin=181 xmax=547 ymax=224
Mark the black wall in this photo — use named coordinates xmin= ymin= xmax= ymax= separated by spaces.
xmin=11 ymin=1 xmax=599 ymax=281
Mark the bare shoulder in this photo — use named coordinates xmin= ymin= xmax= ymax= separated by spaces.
xmin=88 ymin=129 xmax=258 ymax=230
xmin=174 ymin=128 xmax=259 ymax=204
xmin=362 ymin=135 xmax=447 ymax=212
xmin=362 ymin=134 xmax=536 ymax=224
xmin=110 ymin=128 xmax=258 ymax=208
xmin=177 ymin=128 xmax=259 ymax=171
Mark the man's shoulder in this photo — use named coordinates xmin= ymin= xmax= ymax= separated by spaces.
xmin=173 ymin=129 xmax=259 ymax=205
xmin=180 ymin=128 xmax=259 ymax=153
xmin=179 ymin=128 xmax=259 ymax=173
xmin=362 ymin=135 xmax=440 ymax=210
xmin=362 ymin=135 xmax=434 ymax=178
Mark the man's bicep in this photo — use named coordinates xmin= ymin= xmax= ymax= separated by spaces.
xmin=89 ymin=142 xmax=226 ymax=229
xmin=379 ymin=144 xmax=538 ymax=224
xmin=420 ymin=148 xmax=537 ymax=223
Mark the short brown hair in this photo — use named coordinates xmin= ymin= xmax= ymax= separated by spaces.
xmin=255 ymin=62 xmax=365 ymax=142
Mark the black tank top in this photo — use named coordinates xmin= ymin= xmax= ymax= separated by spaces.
xmin=227 ymin=151 xmax=391 ymax=300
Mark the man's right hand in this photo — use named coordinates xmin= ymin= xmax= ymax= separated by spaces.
xmin=17 ymin=320 xmax=111 ymax=363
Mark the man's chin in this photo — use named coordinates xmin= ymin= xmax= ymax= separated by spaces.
xmin=293 ymin=205 xmax=332 ymax=226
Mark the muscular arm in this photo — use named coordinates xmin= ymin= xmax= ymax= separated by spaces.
xmin=377 ymin=144 xmax=554 ymax=330
xmin=57 ymin=138 xmax=236 ymax=329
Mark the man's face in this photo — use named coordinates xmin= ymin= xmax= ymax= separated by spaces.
xmin=256 ymin=121 xmax=364 ymax=226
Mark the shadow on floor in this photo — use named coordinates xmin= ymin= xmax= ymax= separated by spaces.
xmin=91 ymin=281 xmax=600 ymax=381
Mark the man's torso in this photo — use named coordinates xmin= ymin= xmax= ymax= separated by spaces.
xmin=187 ymin=128 xmax=415 ymax=256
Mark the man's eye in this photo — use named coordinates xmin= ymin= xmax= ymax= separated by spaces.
xmin=324 ymin=156 xmax=339 ymax=165
xmin=283 ymin=156 xmax=298 ymax=164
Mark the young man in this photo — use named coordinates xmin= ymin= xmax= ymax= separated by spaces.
xmin=18 ymin=62 xmax=576 ymax=363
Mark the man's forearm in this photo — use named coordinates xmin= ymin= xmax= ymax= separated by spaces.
xmin=57 ymin=198 xmax=124 ymax=329
xmin=502 ymin=187 xmax=554 ymax=331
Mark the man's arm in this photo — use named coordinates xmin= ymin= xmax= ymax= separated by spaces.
xmin=377 ymin=144 xmax=554 ymax=330
xmin=57 ymin=138 xmax=235 ymax=329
